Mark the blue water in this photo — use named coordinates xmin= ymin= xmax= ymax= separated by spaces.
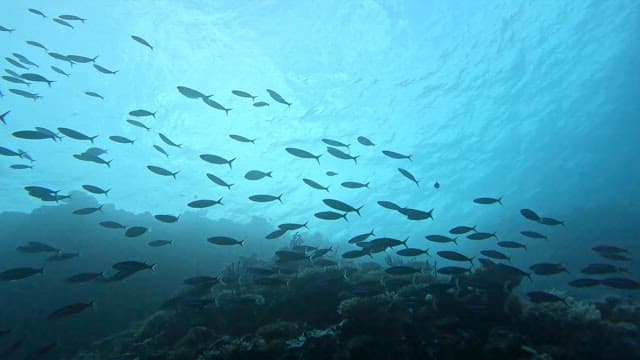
xmin=1 ymin=0 xmax=639 ymax=357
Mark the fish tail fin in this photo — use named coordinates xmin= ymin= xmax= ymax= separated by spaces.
xmin=403 ymin=237 xmax=409 ymax=248
xmin=315 ymin=155 xmax=321 ymax=164
xmin=325 ymin=185 xmax=330 ymax=192
xmin=225 ymin=108 xmax=231 ymax=116
xmin=498 ymin=197 xmax=503 ymax=205
xmin=353 ymin=156 xmax=359 ymax=164
xmin=152 ymin=112 xmax=156 ymax=118
xmin=92 ymin=55 xmax=99 ymax=62
xmin=172 ymin=171 xmax=179 ymax=179
xmin=342 ymin=213 xmax=348 ymax=222
xmin=365 ymin=182 xmax=369 ymax=188
xmin=217 ymin=197 xmax=224 ymax=205
xmin=228 ymin=158 xmax=236 ymax=169
xmin=303 ymin=221 xmax=309 ymax=229
xmin=277 ymin=194 xmax=283 ymax=204
xmin=227 ymin=184 xmax=234 ymax=190
xmin=370 ymin=228 xmax=375 ymax=236
xmin=89 ymin=135 xmax=98 ymax=143
xmin=408 ymin=155 xmax=413 ymax=161
xmin=424 ymin=248 xmax=430 ymax=257
xmin=453 ymin=237 xmax=458 ymax=245
xmin=239 ymin=240 xmax=245 ymax=248
xmin=266 ymin=172 xmax=272 ymax=177
xmin=98 ymin=205 xmax=103 ymax=211
xmin=48 ymin=80 xmax=55 ymax=87
xmin=356 ymin=205 xmax=364 ymax=216
xmin=106 ymin=160 xmax=112 ymax=167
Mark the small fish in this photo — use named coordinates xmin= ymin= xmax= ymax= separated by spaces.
xmin=377 ymin=200 xmax=402 ymax=211
xmin=12 ymin=130 xmax=52 ymax=140
xmin=177 ymin=85 xmax=209 ymax=99
xmin=568 ymin=278 xmax=601 ymax=288
xmin=520 ymin=208 xmax=540 ymax=222
xmin=398 ymin=168 xmax=419 ymax=186
xmin=51 ymin=66 xmax=70 ymax=76
xmin=127 ymin=119 xmax=151 ymax=131
xmin=266 ymin=89 xmax=291 ymax=107
xmin=26 ymin=40 xmax=48 ymax=51
xmin=249 ymin=194 xmax=283 ymax=204
xmin=66 ymin=272 xmax=103 ymax=283
xmin=385 ymin=266 xmax=421 ymax=276
xmin=600 ymin=277 xmax=640 ymax=289
xmin=131 ymin=35 xmax=153 ymax=50
xmin=207 ymin=173 xmax=234 ymax=190
xmin=53 ymin=18 xmax=74 ymax=29
xmin=527 ymin=291 xmax=566 ymax=305
xmin=382 ymin=150 xmax=412 ymax=160
xmin=109 ymin=135 xmax=135 ymax=144
xmin=3 ymin=75 xmax=32 ymax=86
xmin=520 ymin=231 xmax=547 ymax=239
xmin=323 ymin=198 xmax=362 ymax=216
xmin=129 ymin=109 xmax=156 ymax=118
xmin=29 ymin=8 xmax=47 ymax=18
xmin=326 ymin=171 xmax=338 ymax=176
xmin=425 ymin=234 xmax=458 ymax=244
xmin=125 ymin=226 xmax=148 ymax=238
xmin=341 ymin=181 xmax=369 ymax=189
xmin=529 ymin=263 xmax=568 ymax=275
xmin=592 ymin=245 xmax=628 ymax=254
xmin=314 ymin=211 xmax=347 ymax=222
xmin=48 ymin=302 xmax=94 ymax=319
xmin=183 ymin=276 xmax=219 ymax=285
xmin=9 ymin=88 xmax=42 ymax=101
xmin=67 ymin=55 xmax=97 ymax=63
xmin=82 ymin=184 xmax=110 ymax=196
xmin=6 ymin=57 xmax=29 ymax=70
xmin=286 ymin=147 xmax=321 ymax=163
xmin=153 ymin=144 xmax=169 ymax=157
xmin=245 ymin=170 xmax=272 ymax=180
xmin=147 ymin=165 xmax=179 ymax=179
xmin=10 ymin=164 xmax=34 ymax=169
xmin=13 ymin=53 xmax=38 ymax=67
xmin=59 ymin=14 xmax=86 ymax=22
xmin=253 ymin=101 xmax=269 ymax=107
xmin=497 ymin=241 xmax=527 ymax=250
xmin=4 ymin=69 xmax=21 ymax=77
xmin=20 ymin=73 xmax=54 ymax=87
xmin=48 ymin=52 xmax=74 ymax=66
xmin=0 ymin=267 xmax=43 ymax=281
xmin=154 ymin=214 xmax=179 ymax=223
xmin=322 ymin=138 xmax=350 ymax=149
xmin=159 ymin=133 xmax=181 ymax=148
xmin=480 ymin=250 xmax=510 ymax=262
xmin=188 ymin=198 xmax=223 ymax=208
xmin=266 ymin=229 xmax=287 ymax=239
xmin=449 ymin=225 xmax=476 ymax=235
xmin=0 ymin=25 xmax=15 ymax=33
xmin=202 ymin=97 xmax=231 ymax=115
xmin=598 ymin=253 xmax=632 ymax=261
xmin=73 ymin=153 xmax=112 ymax=167
xmin=99 ymin=221 xmax=126 ymax=229
xmin=229 ymin=134 xmax=256 ymax=143
xmin=58 ymin=127 xmax=98 ymax=142
xmin=232 ymin=90 xmax=257 ymax=101
xmin=473 ymin=197 xmax=502 ymax=205
xmin=357 ymin=136 xmax=375 ymax=146
xmin=434 ymin=181 xmax=440 ymax=189
xmin=437 ymin=251 xmax=473 ymax=265
xmin=148 ymin=240 xmax=172 ymax=247
xmin=200 ymin=154 xmax=235 ymax=168
xmin=72 ymin=205 xmax=103 ymax=215
xmin=93 ymin=64 xmax=118 ymax=74
xmin=436 ymin=266 xmax=471 ymax=276
xmin=327 ymin=146 xmax=359 ymax=163
xmin=467 ymin=232 xmax=497 ymax=240
xmin=85 ymin=91 xmax=103 ymax=99
xmin=341 ymin=250 xmax=370 ymax=259
xmin=302 ymin=178 xmax=330 ymax=192
xmin=538 ymin=217 xmax=565 ymax=226
xmin=278 ymin=222 xmax=308 ymax=231
xmin=581 ymin=263 xmax=627 ymax=275
xmin=207 ymin=236 xmax=244 ymax=247
xmin=399 ymin=207 xmax=433 ymax=221
xmin=396 ymin=248 xmax=429 ymax=257
xmin=47 ymin=252 xmax=80 ymax=261
xmin=348 ymin=229 xmax=375 ymax=243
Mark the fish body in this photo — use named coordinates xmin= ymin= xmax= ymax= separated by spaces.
xmin=200 ymin=154 xmax=235 ymax=168
xmin=127 ymin=119 xmax=150 ymax=131
xmin=20 ymin=73 xmax=54 ymax=87
xmin=58 ymin=127 xmax=98 ymax=142
xmin=0 ymin=267 xmax=43 ymax=281
xmin=12 ymin=130 xmax=52 ymax=140
xmin=327 ymin=146 xmax=358 ymax=163
xmin=229 ymin=134 xmax=255 ymax=143
xmin=53 ymin=18 xmax=74 ymax=29
xmin=66 ymin=272 xmax=103 ymax=283
xmin=207 ymin=236 xmax=244 ymax=246
xmin=231 ymin=90 xmax=257 ymax=101
xmin=159 ymin=133 xmax=181 ymax=148
xmin=125 ymin=226 xmax=148 ymax=238
xmin=249 ymin=194 xmax=283 ymax=203
xmin=85 ymin=91 xmax=103 ymax=99
xmin=154 ymin=214 xmax=179 ymax=223
xmin=314 ymin=211 xmax=347 ymax=221
xmin=83 ymin=183 xmax=113 ymax=196
xmin=148 ymin=240 xmax=172 ymax=247
xmin=520 ymin=208 xmax=540 ymax=222
xmin=425 ymin=234 xmax=457 ymax=244
xmin=147 ymin=165 xmax=179 ymax=179
xmin=48 ymin=301 xmax=94 ymax=319
xmin=72 ymin=205 xmax=103 ymax=215
xmin=286 ymin=147 xmax=321 ymax=163
xmin=131 ymin=35 xmax=153 ymax=50
xmin=93 ymin=64 xmax=118 ymax=74
xmin=48 ymin=52 xmax=74 ymax=66
xmin=29 ymin=8 xmax=47 ymax=18
xmin=153 ymin=145 xmax=168 ymax=157
xmin=520 ymin=231 xmax=547 ymax=239
xmin=449 ymin=225 xmax=476 ymax=235
xmin=9 ymin=88 xmax=41 ymax=100
xmin=382 ymin=150 xmax=411 ymax=160
xmin=177 ymin=85 xmax=209 ymax=99
xmin=27 ymin=40 xmax=48 ymax=51
xmin=302 ymin=178 xmax=329 ymax=192
xmin=109 ymin=135 xmax=135 ymax=144
xmin=67 ymin=55 xmax=97 ymax=63
xmin=188 ymin=198 xmax=223 ymax=208
xmin=59 ymin=14 xmax=86 ymax=22
xmin=245 ymin=170 xmax=271 ymax=180
xmin=207 ymin=173 xmax=233 ymax=189
xmin=266 ymin=89 xmax=291 ymax=107
xmin=99 ymin=221 xmax=126 ymax=229
xmin=341 ymin=181 xmax=369 ymax=189
xmin=202 ymin=97 xmax=231 ymax=115
xmin=357 ymin=136 xmax=375 ymax=146
xmin=129 ymin=109 xmax=156 ymax=118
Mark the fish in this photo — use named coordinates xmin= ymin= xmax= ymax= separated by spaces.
xmin=436 ymin=266 xmax=471 ymax=276
xmin=59 ymin=14 xmax=86 ymax=22
xmin=112 ymin=261 xmax=154 ymax=272
xmin=473 ymin=197 xmax=502 ymax=205
xmin=598 ymin=253 xmax=632 ymax=261
xmin=177 ymin=85 xmax=210 ymax=99
xmin=437 ymin=251 xmax=473 ymax=265
xmin=188 ymin=198 xmax=223 ymax=208
xmin=148 ymin=240 xmax=172 ymax=247
xmin=207 ymin=236 xmax=244 ymax=247
xmin=253 ymin=101 xmax=269 ymax=107
xmin=497 ymin=241 xmax=527 ymax=250
xmin=207 ymin=173 xmax=234 ymax=190
xmin=3 ymin=75 xmax=32 ymax=86
xmin=382 ymin=150 xmax=412 ymax=160
xmin=520 ymin=208 xmax=540 ymax=222
xmin=200 ymin=154 xmax=237 ymax=170
xmin=72 ymin=205 xmax=103 ymax=215
xmin=29 ymin=8 xmax=47 ymax=18
xmin=0 ymin=110 xmax=9 ymax=124
xmin=231 ymin=90 xmax=257 ymax=101
xmin=592 ymin=245 xmax=628 ymax=254
xmin=377 ymin=200 xmax=402 ymax=211
xmin=9 ymin=88 xmax=42 ymax=101
xmin=202 ymin=97 xmax=231 ymax=115
xmin=0 ymin=267 xmax=43 ymax=281
xmin=341 ymin=250 xmax=370 ymax=259
xmin=10 ymin=164 xmax=34 ymax=169
xmin=538 ymin=217 xmax=565 ymax=226
xmin=12 ymin=130 xmax=53 ymax=140
xmin=131 ymin=35 xmax=153 ymax=50
xmin=245 ymin=170 xmax=272 ymax=180
xmin=229 ymin=134 xmax=256 ymax=143
xmin=125 ymin=226 xmax=148 ymax=238
xmin=24 ymin=186 xmax=58 ymax=198
xmin=99 ymin=221 xmax=126 ymax=229
xmin=399 ymin=207 xmax=434 ymax=221
xmin=53 ymin=18 xmax=74 ymax=29
xmin=73 ymin=153 xmax=112 ymax=167
xmin=48 ymin=52 xmax=74 ymax=66
xmin=183 ymin=276 xmax=219 ymax=285
xmin=47 ymin=252 xmax=80 ymax=261
xmin=434 ymin=181 xmax=440 ymax=189
xmin=520 ymin=231 xmax=547 ymax=239
xmin=323 ymin=199 xmax=362 ymax=215
xmin=20 ymin=73 xmax=54 ymax=87
xmin=467 ymin=232 xmax=497 ymax=240
xmin=303 ymin=178 xmax=330 ymax=192
xmin=266 ymin=89 xmax=291 ymax=107
xmin=568 ymin=278 xmax=601 ymax=288
xmin=600 ymin=277 xmax=640 ymax=289
xmin=326 ymin=171 xmax=338 ymax=176
xmin=322 ymin=138 xmax=350 ymax=149
xmin=26 ymin=40 xmax=48 ymax=51
xmin=147 ymin=165 xmax=179 ymax=179
xmin=398 ymin=168 xmax=419 ymax=186
xmin=327 ymin=146 xmax=359 ymax=163
xmin=479 ymin=250 xmax=510 ymax=262
xmin=0 ymin=25 xmax=15 ymax=33
xmin=66 ymin=272 xmax=103 ymax=283
xmin=357 ymin=136 xmax=375 ymax=146
xmin=93 ymin=63 xmax=118 ymax=74
xmin=527 ymin=291 xmax=566 ymax=305
xmin=449 ymin=226 xmax=476 ymax=235
xmin=266 ymin=228 xmax=288 ymax=240
xmin=6 ymin=57 xmax=29 ymax=70
xmin=13 ymin=53 xmax=38 ymax=67
xmin=153 ymin=145 xmax=169 ymax=157
xmin=581 ymin=263 xmax=627 ymax=275
xmin=385 ymin=266 xmax=421 ymax=275
xmin=154 ymin=214 xmax=179 ymax=223
xmin=127 ymin=119 xmax=151 ymax=131
xmin=67 ymin=55 xmax=97 ymax=63
xmin=286 ymin=147 xmax=321 ymax=163
xmin=48 ymin=302 xmax=93 ymax=319
xmin=4 ymin=69 xmax=21 ymax=77
xmin=348 ymin=229 xmax=375 ymax=243
xmin=85 ymin=91 xmax=103 ymax=99
xmin=278 ymin=222 xmax=308 ymax=230
xmin=341 ymin=181 xmax=369 ymax=189
xmin=249 ymin=194 xmax=283 ymax=203
xmin=314 ymin=211 xmax=348 ymax=221
xmin=129 ymin=109 xmax=156 ymax=118
xmin=529 ymin=263 xmax=568 ymax=275
xmin=58 ymin=127 xmax=98 ymax=142
xmin=425 ymin=234 xmax=458 ymax=244
xmin=396 ymin=248 xmax=430 ymax=257
xmin=109 ymin=135 xmax=135 ymax=144
xmin=159 ymin=133 xmax=181 ymax=148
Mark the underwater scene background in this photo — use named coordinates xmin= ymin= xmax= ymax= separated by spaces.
xmin=0 ymin=1 xmax=639 ymax=359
